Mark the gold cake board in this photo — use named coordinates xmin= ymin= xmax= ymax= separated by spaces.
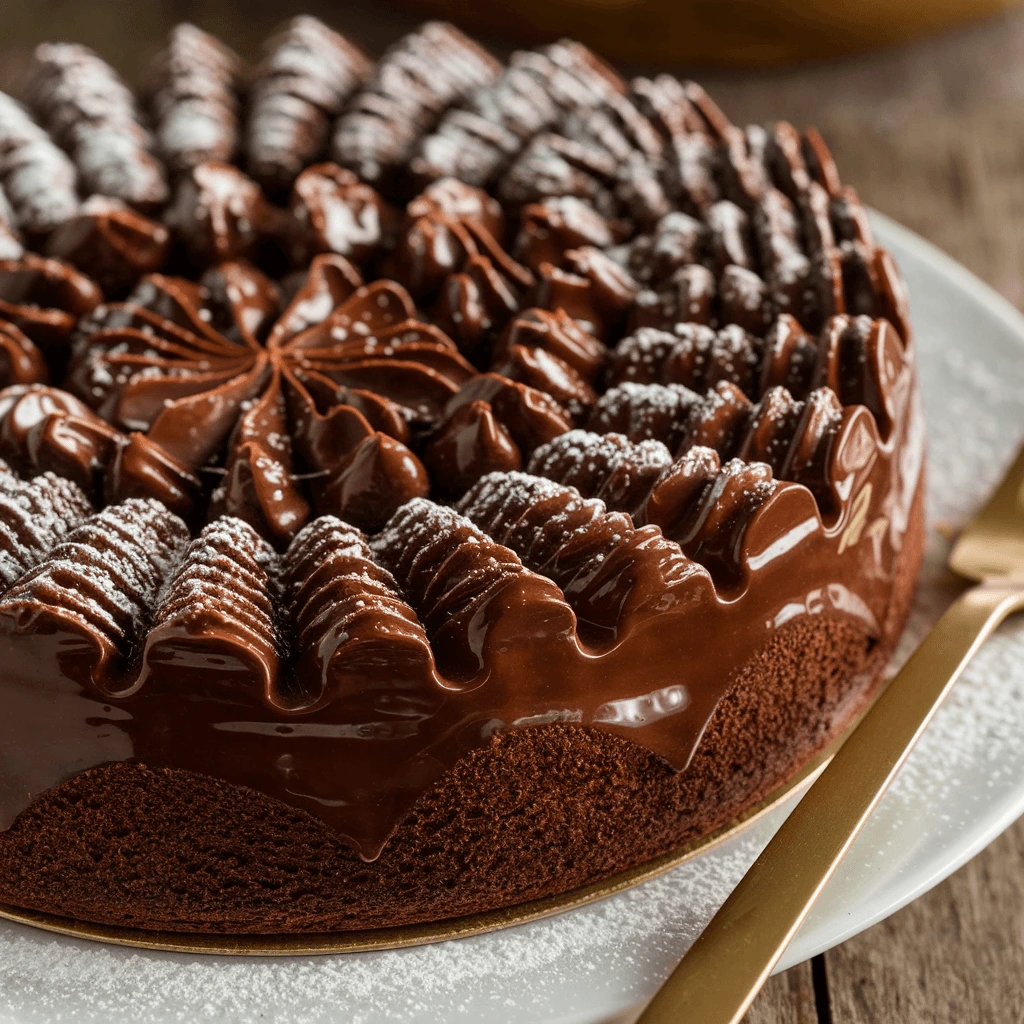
xmin=0 ymin=732 xmax=847 ymax=956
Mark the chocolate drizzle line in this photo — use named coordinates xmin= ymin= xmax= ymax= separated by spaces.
xmin=0 ymin=22 xmax=923 ymax=864
xmin=332 ymin=22 xmax=501 ymax=193
xmin=25 ymin=44 xmax=169 ymax=210
xmin=246 ymin=16 xmax=370 ymax=196
xmin=146 ymin=24 xmax=242 ymax=175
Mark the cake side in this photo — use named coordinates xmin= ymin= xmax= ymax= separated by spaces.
xmin=0 ymin=471 xmax=924 ymax=933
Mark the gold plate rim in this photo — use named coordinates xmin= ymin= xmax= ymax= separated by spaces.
xmin=0 ymin=732 xmax=846 ymax=957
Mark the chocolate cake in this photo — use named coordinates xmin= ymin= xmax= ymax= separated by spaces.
xmin=0 ymin=18 xmax=925 ymax=936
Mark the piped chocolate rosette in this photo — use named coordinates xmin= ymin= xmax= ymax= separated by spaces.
xmin=62 ymin=255 xmax=451 ymax=542
xmin=0 ymin=20 xmax=923 ymax=866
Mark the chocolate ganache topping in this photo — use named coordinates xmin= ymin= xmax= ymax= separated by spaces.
xmin=0 ymin=18 xmax=923 ymax=862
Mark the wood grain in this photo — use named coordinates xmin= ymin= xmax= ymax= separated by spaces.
xmin=2 ymin=4 xmax=1024 ymax=1021
xmin=826 ymin=819 xmax=1024 ymax=1022
xmin=743 ymin=960 xmax=820 ymax=1024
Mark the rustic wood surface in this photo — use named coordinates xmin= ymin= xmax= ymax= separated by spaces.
xmin=2 ymin=4 xmax=1023 ymax=1021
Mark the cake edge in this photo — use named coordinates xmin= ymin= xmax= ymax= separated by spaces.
xmin=0 ymin=469 xmax=925 ymax=937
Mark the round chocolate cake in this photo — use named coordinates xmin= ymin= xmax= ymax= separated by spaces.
xmin=0 ymin=18 xmax=925 ymax=935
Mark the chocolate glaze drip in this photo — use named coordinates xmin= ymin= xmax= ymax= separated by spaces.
xmin=281 ymin=515 xmax=437 ymax=707
xmin=0 ymin=319 xmax=920 ymax=859
xmin=246 ymin=17 xmax=370 ymax=196
xmin=527 ymin=430 xmax=780 ymax=588
xmin=143 ymin=517 xmax=281 ymax=698
xmin=457 ymin=471 xmax=702 ymax=645
xmin=332 ymin=23 xmax=500 ymax=194
xmin=146 ymin=24 xmax=242 ymax=174
xmin=0 ymin=498 xmax=190 ymax=686
xmin=24 ymin=44 xmax=169 ymax=210
xmin=375 ymin=498 xmax=570 ymax=679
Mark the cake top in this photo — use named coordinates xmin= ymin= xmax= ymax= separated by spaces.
xmin=0 ymin=17 xmax=907 ymax=544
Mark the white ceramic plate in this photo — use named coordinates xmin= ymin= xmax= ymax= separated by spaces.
xmin=1 ymin=214 xmax=1023 ymax=1024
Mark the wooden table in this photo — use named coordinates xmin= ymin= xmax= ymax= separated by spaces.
xmin=2 ymin=4 xmax=1023 ymax=1020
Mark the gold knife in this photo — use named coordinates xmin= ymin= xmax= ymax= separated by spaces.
xmin=636 ymin=442 xmax=1024 ymax=1024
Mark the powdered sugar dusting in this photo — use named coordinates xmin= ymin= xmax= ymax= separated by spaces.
xmin=0 ymin=472 xmax=92 ymax=590
xmin=26 ymin=43 xmax=168 ymax=207
xmin=457 ymin=469 xmax=582 ymax=540
xmin=149 ymin=24 xmax=241 ymax=172
xmin=0 ymin=499 xmax=189 ymax=646
xmin=153 ymin=518 xmax=278 ymax=655
xmin=591 ymin=381 xmax=698 ymax=447
xmin=0 ymin=92 xmax=80 ymax=234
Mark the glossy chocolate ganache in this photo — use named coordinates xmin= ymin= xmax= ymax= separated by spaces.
xmin=0 ymin=18 xmax=923 ymax=871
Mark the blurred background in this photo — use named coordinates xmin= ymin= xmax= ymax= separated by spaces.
xmin=0 ymin=0 xmax=1017 ymax=68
